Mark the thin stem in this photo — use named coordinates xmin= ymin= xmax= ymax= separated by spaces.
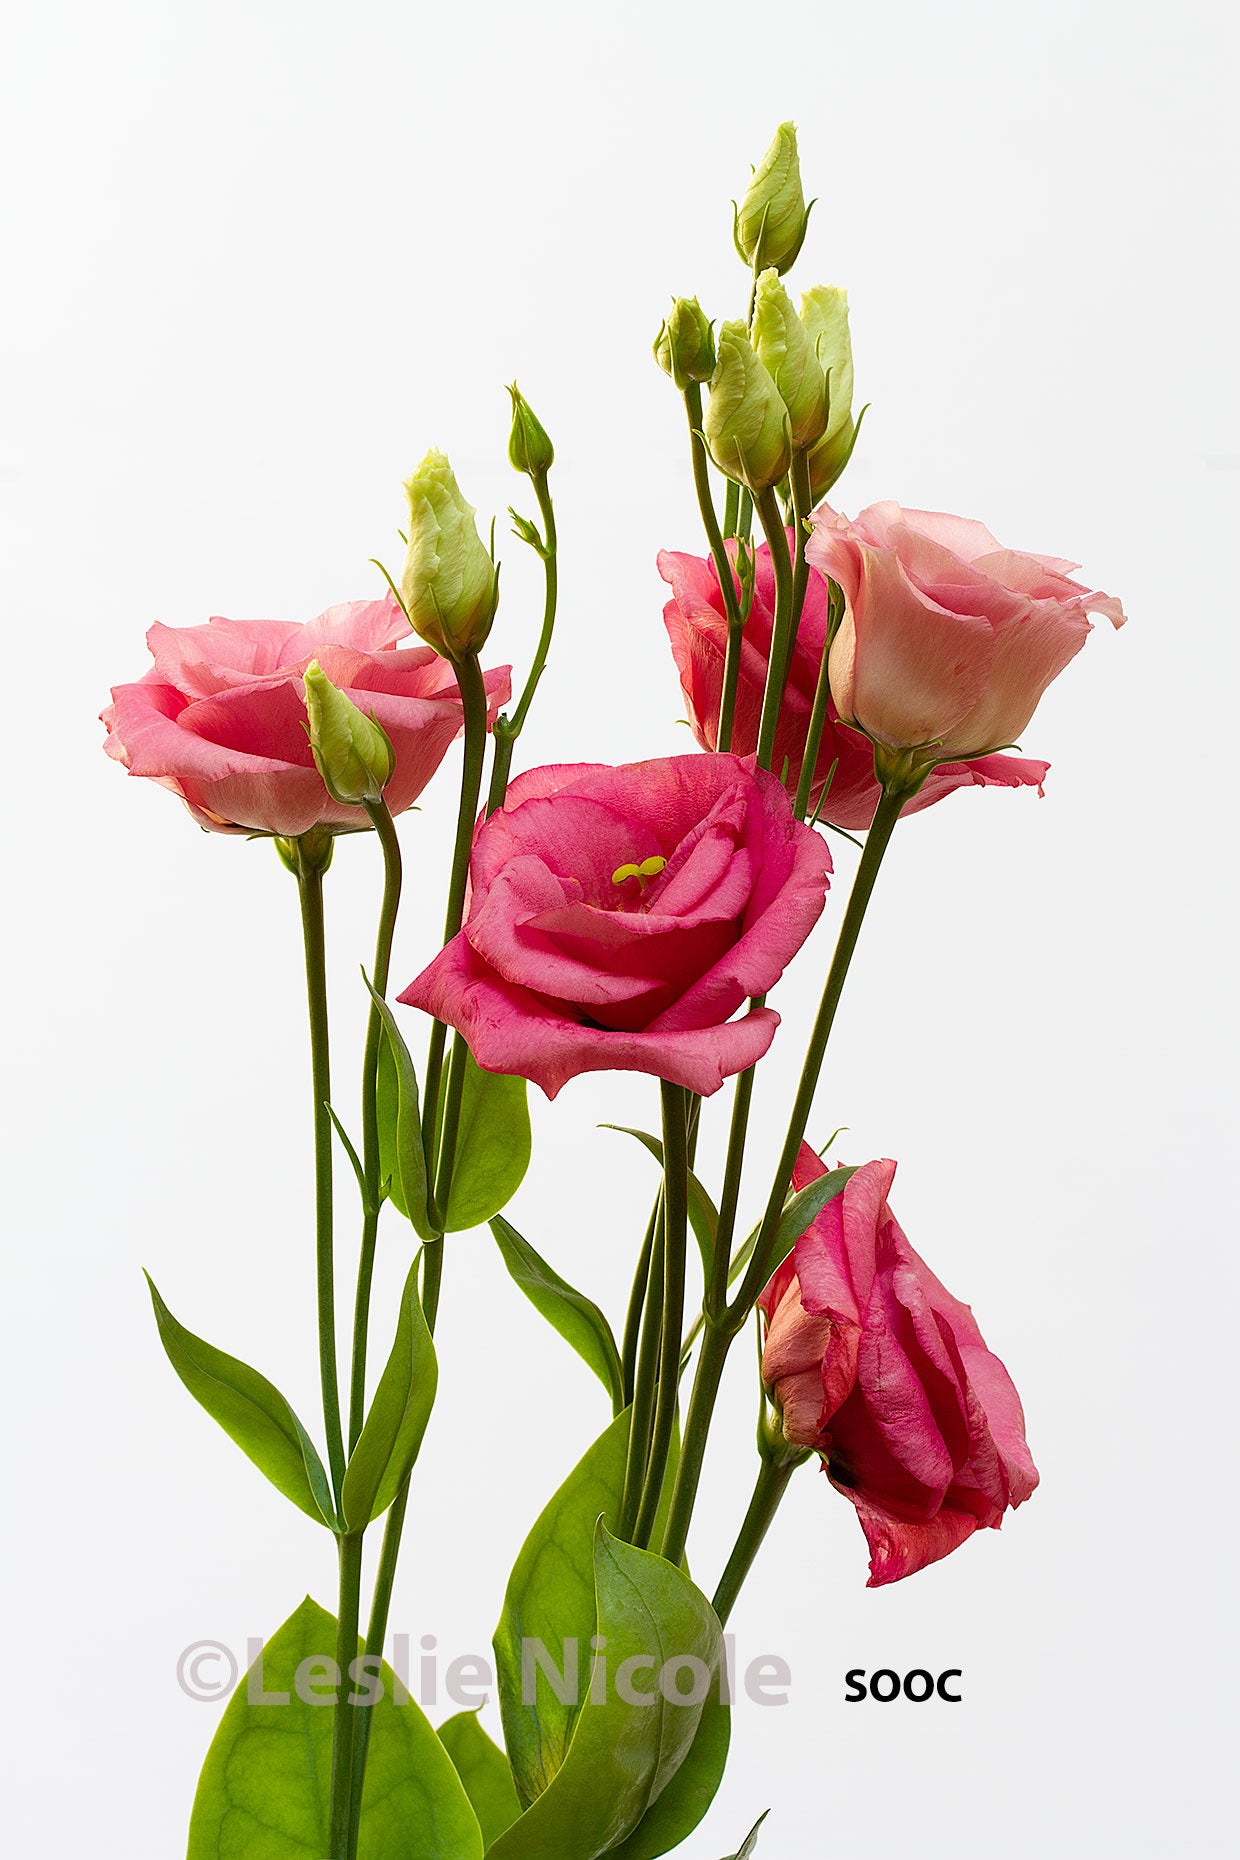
xmin=328 ymin=1531 xmax=365 ymax=1856
xmin=620 ymin=1215 xmax=665 ymax=1540
xmin=430 ymin=1032 xmax=468 ymax=1219
xmin=712 ymin=1455 xmax=800 ymax=1628
xmin=347 ymin=797 xmax=404 ymax=1451
xmin=659 ymin=1322 xmax=729 ymax=1567
xmin=296 ymin=851 xmax=345 ymax=1503
xmin=621 ymin=1204 xmax=659 ymax=1407
xmin=683 ymin=383 xmax=746 ymax=757
xmin=632 ymin=1083 xmax=689 ymax=1550
xmin=753 ymin=489 xmax=795 ymax=770
xmin=793 ymin=620 xmax=833 ymax=822
xmin=486 ymin=473 xmax=558 ymax=816
xmin=709 ymin=1046 xmax=761 ymax=1315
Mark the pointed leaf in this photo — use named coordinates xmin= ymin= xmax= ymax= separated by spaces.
xmin=600 ymin=1126 xmax=720 ymax=1275
xmin=491 ymin=1216 xmax=624 ymax=1412
xmin=146 ymin=1275 xmax=334 ymax=1528
xmin=438 ymin=1711 xmax=522 ymax=1848
xmin=445 ymin=1048 xmax=531 ymax=1232
xmin=368 ymin=980 xmax=435 ymax=1239
xmin=341 ymin=1259 xmax=437 ymax=1530
xmin=720 ymin=1811 xmax=770 ymax=1859
xmin=188 ymin=1596 xmax=483 ymax=1859
xmin=754 ymin=1165 xmax=855 ymax=1280
xmin=487 ymin=1526 xmax=724 ymax=1860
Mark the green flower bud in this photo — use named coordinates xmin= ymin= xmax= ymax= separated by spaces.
xmin=733 ymin=122 xmax=812 ymax=277
xmin=800 ymin=285 xmax=859 ymax=499
xmin=401 ymin=450 xmax=498 ymax=661
xmin=704 ymin=319 xmax=793 ymax=494
xmin=507 ymin=384 xmax=554 ymax=479
xmin=653 ymin=296 xmax=716 ymax=389
xmin=303 ymin=661 xmax=394 ymax=807
xmin=752 ymin=269 xmax=829 ymax=451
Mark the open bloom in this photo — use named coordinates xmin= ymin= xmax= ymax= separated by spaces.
xmin=807 ymin=502 xmax=1125 ymax=762
xmin=102 ymin=594 xmax=510 ymax=837
xmin=761 ymin=1147 xmax=1039 ymax=1585
xmin=659 ymin=540 xmax=1051 ymax=829
xmin=399 ymin=754 xmax=830 ymax=1098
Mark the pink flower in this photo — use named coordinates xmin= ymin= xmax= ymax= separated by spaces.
xmin=658 ymin=540 xmax=1051 ymax=831
xmin=806 ymin=502 xmax=1125 ymax=761
xmin=760 ymin=1147 xmax=1039 ymax=1586
xmin=102 ymin=594 xmax=511 ymax=838
xmin=399 ymin=754 xmax=831 ymax=1098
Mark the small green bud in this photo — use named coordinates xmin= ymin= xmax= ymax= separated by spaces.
xmin=653 ymin=296 xmax=716 ymax=389
xmin=274 ymin=823 xmax=335 ymax=875
xmin=733 ymin=122 xmax=812 ymax=277
xmin=303 ymin=661 xmax=394 ymax=807
xmin=507 ymin=384 xmax=554 ymax=479
xmin=799 ymin=286 xmax=858 ymax=499
xmin=401 ymin=450 xmax=498 ymax=661
xmin=752 ymin=269 xmax=828 ymax=450
xmin=703 ymin=319 xmax=793 ymax=494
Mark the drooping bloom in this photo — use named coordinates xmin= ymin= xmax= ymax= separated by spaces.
xmin=399 ymin=754 xmax=831 ymax=1099
xmin=807 ymin=501 xmax=1126 ymax=765
xmin=102 ymin=593 xmax=510 ymax=837
xmin=760 ymin=1147 xmax=1039 ymax=1586
xmin=659 ymin=540 xmax=1051 ymax=829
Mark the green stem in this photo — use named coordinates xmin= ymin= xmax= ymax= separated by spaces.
xmin=296 ymin=849 xmax=346 ymax=1503
xmin=621 ymin=1204 xmax=659 ymax=1407
xmin=632 ymin=1083 xmax=689 ymax=1550
xmin=793 ymin=616 xmax=834 ymax=822
xmin=348 ymin=797 xmax=404 ymax=1452
xmin=659 ymin=1321 xmax=729 ymax=1567
xmin=328 ymin=1530 xmax=364 ymax=1856
xmin=486 ymin=474 xmax=557 ymax=816
xmin=430 ymin=1033 xmax=468 ymax=1219
xmin=620 ymin=1214 xmax=665 ymax=1539
xmin=682 ymin=383 xmax=745 ymax=755
xmin=711 ymin=1454 xmax=800 ymax=1628
xmin=753 ymin=488 xmax=795 ymax=770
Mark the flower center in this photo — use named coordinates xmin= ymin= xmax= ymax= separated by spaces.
xmin=611 ymin=854 xmax=666 ymax=898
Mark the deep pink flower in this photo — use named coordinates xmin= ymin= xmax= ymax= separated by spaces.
xmin=399 ymin=754 xmax=831 ymax=1098
xmin=806 ymin=501 xmax=1125 ymax=760
xmin=659 ymin=539 xmax=1051 ymax=830
xmin=761 ymin=1147 xmax=1038 ymax=1586
xmin=102 ymin=594 xmax=511 ymax=837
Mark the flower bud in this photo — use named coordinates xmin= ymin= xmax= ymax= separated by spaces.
xmin=752 ymin=269 xmax=828 ymax=450
xmin=653 ymin=296 xmax=716 ymax=389
xmin=303 ymin=661 xmax=394 ymax=807
xmin=733 ymin=122 xmax=812 ymax=277
xmin=703 ymin=319 xmax=793 ymax=494
xmin=401 ymin=450 xmax=498 ymax=661
xmin=507 ymin=384 xmax=554 ymax=479
xmin=799 ymin=286 xmax=858 ymax=499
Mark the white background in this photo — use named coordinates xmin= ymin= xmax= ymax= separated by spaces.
xmin=2 ymin=1 xmax=1236 ymax=1854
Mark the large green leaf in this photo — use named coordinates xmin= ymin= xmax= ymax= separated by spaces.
xmin=487 ymin=1526 xmax=723 ymax=1860
xmin=438 ymin=1711 xmax=521 ymax=1849
xmin=188 ymin=1596 xmax=483 ymax=1859
xmin=606 ymin=1684 xmax=731 ymax=1860
xmin=369 ymin=981 xmax=435 ymax=1240
xmin=493 ymin=1408 xmax=681 ymax=1809
xmin=145 ymin=1275 xmax=334 ymax=1529
xmin=444 ymin=1047 xmax=532 ymax=1232
xmin=341 ymin=1259 xmax=438 ymax=1530
xmin=600 ymin=1126 xmax=720 ymax=1276
xmin=491 ymin=1216 xmax=624 ymax=1412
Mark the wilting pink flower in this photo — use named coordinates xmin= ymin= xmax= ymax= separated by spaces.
xmin=658 ymin=540 xmax=1051 ymax=830
xmin=102 ymin=594 xmax=511 ymax=837
xmin=806 ymin=502 xmax=1125 ymax=761
xmin=761 ymin=1147 xmax=1038 ymax=1586
xmin=399 ymin=754 xmax=830 ymax=1098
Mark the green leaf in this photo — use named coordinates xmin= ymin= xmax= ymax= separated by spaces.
xmin=445 ymin=1047 xmax=532 ymax=1232
xmin=438 ymin=1711 xmax=522 ymax=1848
xmin=754 ymin=1165 xmax=856 ymax=1280
xmin=493 ymin=1409 xmax=682 ymax=1810
xmin=145 ymin=1275 xmax=334 ymax=1529
xmin=368 ymin=980 xmax=435 ymax=1239
xmin=600 ymin=1126 xmax=720 ymax=1276
xmin=487 ymin=1525 xmax=724 ymax=1860
xmin=188 ymin=1596 xmax=483 ymax=1859
xmin=606 ymin=1684 xmax=730 ymax=1860
xmin=341 ymin=1259 xmax=438 ymax=1530
xmin=491 ymin=1216 xmax=624 ymax=1412
xmin=720 ymin=1811 xmax=770 ymax=1859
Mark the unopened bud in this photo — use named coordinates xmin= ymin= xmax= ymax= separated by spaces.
xmin=303 ymin=662 xmax=394 ymax=807
xmin=703 ymin=320 xmax=793 ymax=494
xmin=401 ymin=450 xmax=498 ymax=661
xmin=752 ymin=269 xmax=828 ymax=450
xmin=507 ymin=384 xmax=554 ymax=479
xmin=653 ymin=297 xmax=716 ymax=389
xmin=800 ymin=286 xmax=858 ymax=499
xmin=733 ymin=122 xmax=812 ymax=277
